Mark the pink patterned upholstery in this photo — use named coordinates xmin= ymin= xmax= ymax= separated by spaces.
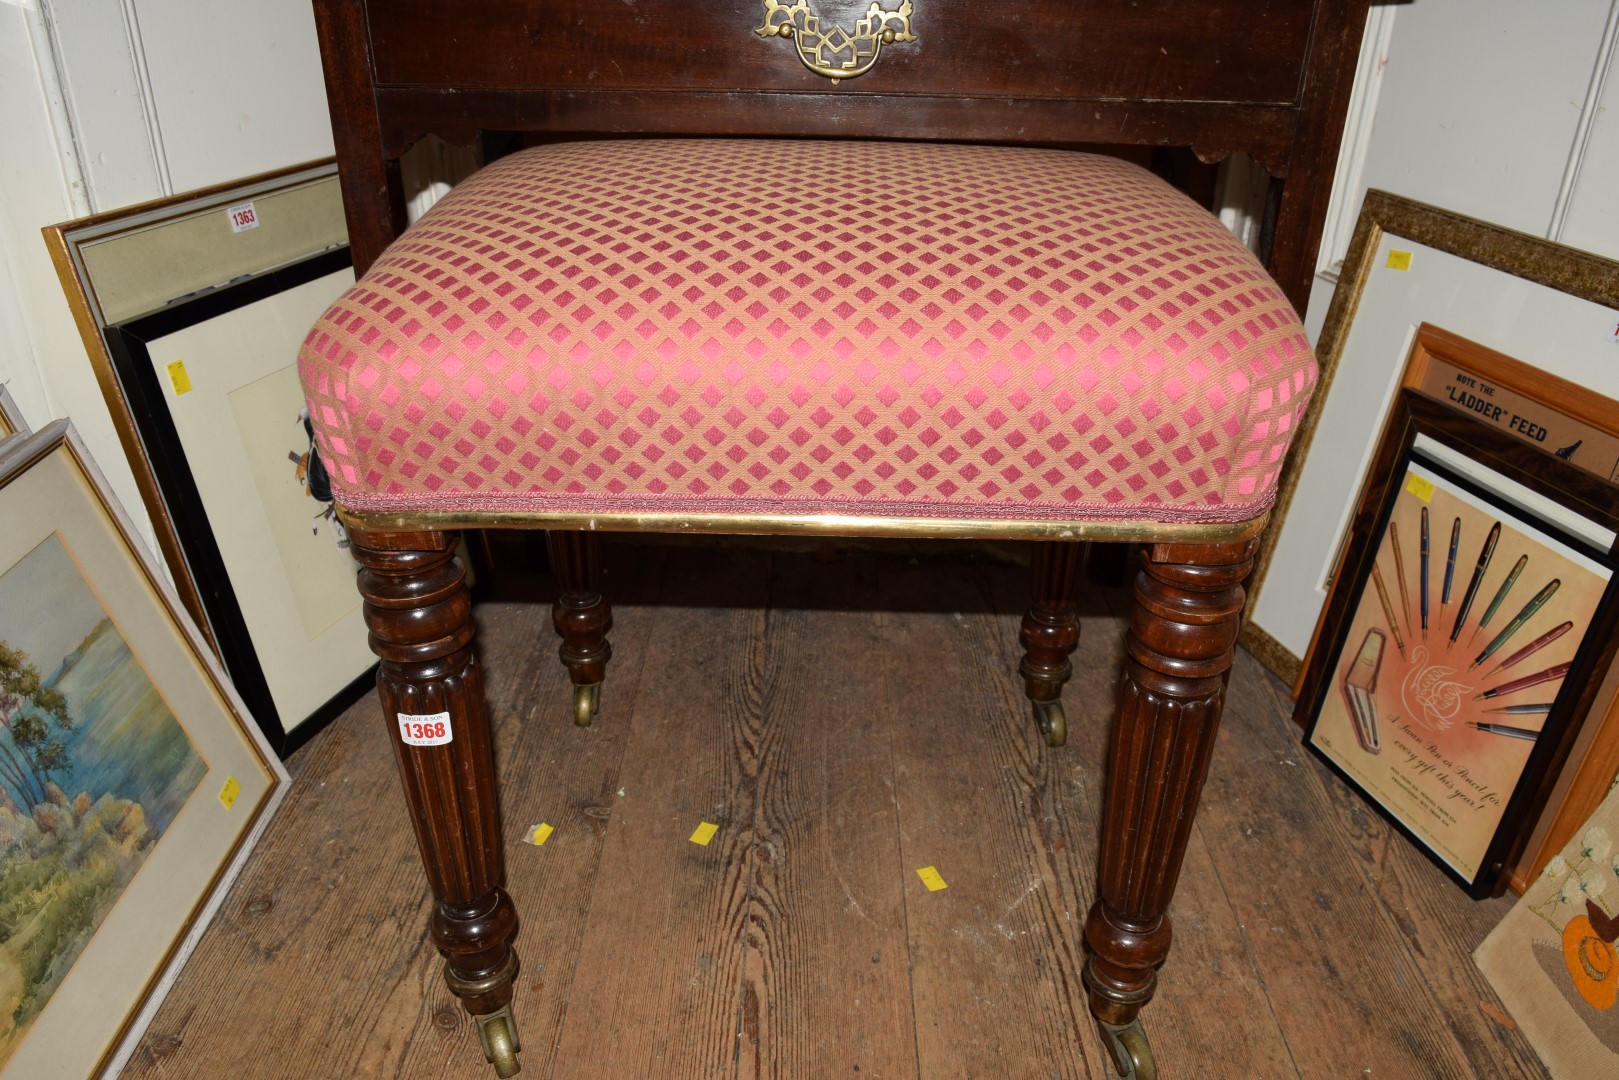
xmin=300 ymin=140 xmax=1314 ymax=524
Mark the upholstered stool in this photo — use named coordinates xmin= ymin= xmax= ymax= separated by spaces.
xmin=300 ymin=138 xmax=1313 ymax=1078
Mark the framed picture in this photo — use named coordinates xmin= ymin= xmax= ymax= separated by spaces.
xmin=98 ymin=249 xmax=372 ymax=757
xmin=1245 ymin=190 xmax=1619 ymax=684
xmin=1475 ymin=779 xmax=1619 ymax=1077
xmin=0 ymin=420 xmax=286 ymax=1078
xmin=1296 ymin=327 xmax=1619 ymax=897
xmin=44 ymin=162 xmax=373 ymax=755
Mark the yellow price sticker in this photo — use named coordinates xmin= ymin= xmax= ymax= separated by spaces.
xmin=689 ymin=821 xmax=719 ymax=846
xmin=1386 ymin=249 xmax=1413 ymax=271
xmin=218 ymin=775 xmax=241 ymax=810
xmin=526 ymin=822 xmax=554 ymax=846
xmin=1404 ymin=474 xmax=1436 ymax=503
xmin=167 ymin=359 xmax=193 ymax=395
xmin=916 ymin=866 xmax=948 ymax=892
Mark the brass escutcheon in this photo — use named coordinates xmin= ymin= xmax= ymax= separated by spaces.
xmin=754 ymin=0 xmax=917 ymax=84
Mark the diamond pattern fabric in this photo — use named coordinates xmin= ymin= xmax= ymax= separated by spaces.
xmin=299 ymin=139 xmax=1314 ymax=524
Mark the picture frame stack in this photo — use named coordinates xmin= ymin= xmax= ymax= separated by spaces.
xmin=1295 ymin=324 xmax=1619 ymax=898
xmin=44 ymin=160 xmax=373 ymax=756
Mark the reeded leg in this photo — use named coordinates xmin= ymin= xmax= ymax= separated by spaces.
xmin=352 ymin=527 xmax=521 ymax=1077
xmin=545 ymin=530 xmax=612 ymax=726
xmin=1084 ymin=536 xmax=1259 ymax=1080
xmin=1019 ymin=541 xmax=1084 ymax=747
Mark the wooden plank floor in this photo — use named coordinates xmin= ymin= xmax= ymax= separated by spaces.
xmin=121 ymin=539 xmax=1550 ymax=1079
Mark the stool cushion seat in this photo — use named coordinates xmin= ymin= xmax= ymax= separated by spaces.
xmin=299 ymin=139 xmax=1314 ymax=525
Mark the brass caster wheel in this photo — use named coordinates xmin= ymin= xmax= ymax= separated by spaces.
xmin=1034 ymin=700 xmax=1067 ymax=747
xmin=1096 ymin=1018 xmax=1156 ymax=1080
xmin=475 ymin=1005 xmax=522 ymax=1078
xmin=573 ymin=682 xmax=601 ymax=727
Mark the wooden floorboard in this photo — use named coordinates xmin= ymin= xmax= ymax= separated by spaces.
xmin=880 ymin=555 xmax=1096 ymax=1080
xmin=734 ymin=553 xmax=915 ymax=1080
xmin=121 ymin=538 xmax=1551 ymax=1080
xmin=546 ymin=548 xmax=768 ymax=1080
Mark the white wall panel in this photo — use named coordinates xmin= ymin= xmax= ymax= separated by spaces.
xmin=1559 ymin=23 xmax=1619 ymax=260
xmin=0 ymin=2 xmax=155 ymax=553
xmin=1267 ymin=1 xmax=1619 ymax=661
xmin=1353 ymin=0 xmax=1610 ymax=239
xmin=41 ymin=0 xmax=167 ymax=211
xmin=129 ymin=0 xmax=333 ymax=192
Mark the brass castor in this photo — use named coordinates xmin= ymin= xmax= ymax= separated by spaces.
xmin=1034 ymin=700 xmax=1067 ymax=747
xmin=475 ymin=1004 xmax=521 ymax=1078
xmin=573 ymin=682 xmax=601 ymax=727
xmin=1096 ymin=1018 xmax=1156 ymax=1080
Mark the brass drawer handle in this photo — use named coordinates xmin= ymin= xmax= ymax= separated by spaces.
xmin=755 ymin=0 xmax=917 ymax=84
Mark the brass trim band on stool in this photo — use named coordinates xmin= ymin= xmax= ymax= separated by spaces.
xmin=338 ymin=505 xmax=1270 ymax=546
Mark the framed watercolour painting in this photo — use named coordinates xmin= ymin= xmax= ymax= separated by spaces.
xmin=1297 ymin=327 xmax=1619 ymax=897
xmin=0 ymin=421 xmax=286 ymax=1078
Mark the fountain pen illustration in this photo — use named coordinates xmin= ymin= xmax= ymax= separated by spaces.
xmin=1466 ymin=722 xmax=1539 ymax=741
xmin=1482 ymin=620 xmax=1573 ymax=679
xmin=1440 ymin=516 xmax=1460 ymax=647
xmin=1474 ymin=660 xmax=1572 ymax=700
xmin=1389 ymin=521 xmax=1414 ymax=638
xmin=1370 ymin=563 xmax=1408 ymax=660
xmin=1468 ymin=554 xmax=1528 ymax=648
xmin=1448 ymin=521 xmax=1499 ymax=651
xmin=1420 ymin=507 xmax=1430 ymax=641
xmin=1471 ymin=578 xmax=1560 ymax=670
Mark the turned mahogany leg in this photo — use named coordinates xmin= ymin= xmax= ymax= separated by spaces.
xmin=1019 ymin=541 xmax=1084 ymax=747
xmin=545 ymin=530 xmax=612 ymax=726
xmin=351 ymin=527 xmax=521 ymax=1077
xmin=1084 ymin=536 xmax=1258 ymax=1080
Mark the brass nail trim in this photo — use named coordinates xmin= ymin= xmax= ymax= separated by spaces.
xmin=335 ymin=504 xmax=1268 ymax=545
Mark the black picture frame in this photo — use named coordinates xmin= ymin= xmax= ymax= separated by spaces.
xmin=100 ymin=247 xmax=371 ymax=756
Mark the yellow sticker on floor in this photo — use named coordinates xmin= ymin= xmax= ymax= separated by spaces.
xmin=1386 ymin=249 xmax=1413 ymax=271
xmin=526 ymin=823 xmax=554 ymax=846
xmin=218 ymin=775 xmax=240 ymax=810
xmin=689 ymin=821 xmax=719 ymax=846
xmin=917 ymin=866 xmax=948 ymax=892
xmin=167 ymin=359 xmax=193 ymax=395
xmin=1405 ymin=473 xmax=1436 ymax=502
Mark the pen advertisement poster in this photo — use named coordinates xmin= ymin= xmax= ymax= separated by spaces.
xmin=1309 ymin=458 xmax=1613 ymax=886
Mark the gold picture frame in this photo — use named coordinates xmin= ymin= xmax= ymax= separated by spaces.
xmin=0 ymin=420 xmax=287 ymax=1078
xmin=1246 ymin=190 xmax=1619 ymax=683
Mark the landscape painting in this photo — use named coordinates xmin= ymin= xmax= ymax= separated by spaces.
xmin=0 ymin=533 xmax=207 ymax=1065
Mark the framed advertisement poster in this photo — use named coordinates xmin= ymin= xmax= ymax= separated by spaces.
xmin=1297 ymin=328 xmax=1619 ymax=897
